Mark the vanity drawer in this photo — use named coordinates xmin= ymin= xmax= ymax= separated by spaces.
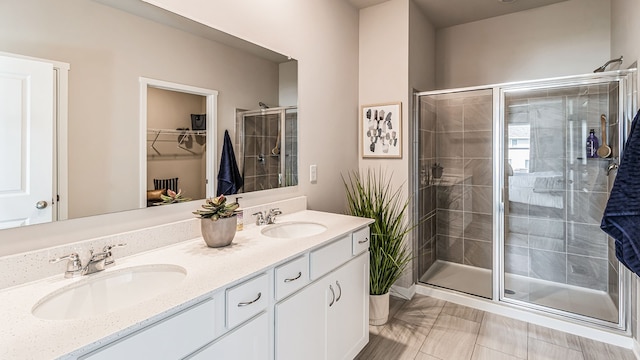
xmin=352 ymin=227 xmax=370 ymax=255
xmin=275 ymin=255 xmax=310 ymax=301
xmin=81 ymin=298 xmax=216 ymax=360
xmin=310 ymin=235 xmax=351 ymax=280
xmin=226 ymin=273 xmax=268 ymax=329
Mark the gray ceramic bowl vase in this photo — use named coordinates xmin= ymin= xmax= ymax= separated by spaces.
xmin=200 ymin=215 xmax=237 ymax=247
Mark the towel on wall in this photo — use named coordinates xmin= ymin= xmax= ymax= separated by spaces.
xmin=217 ymin=130 xmax=243 ymax=196
xmin=601 ymin=109 xmax=640 ymax=276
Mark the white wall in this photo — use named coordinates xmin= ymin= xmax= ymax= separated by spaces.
xmin=145 ymin=0 xmax=360 ymax=214
xmin=435 ymin=0 xmax=610 ymax=89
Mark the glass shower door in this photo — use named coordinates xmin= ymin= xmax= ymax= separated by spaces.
xmin=502 ymin=80 xmax=622 ymax=323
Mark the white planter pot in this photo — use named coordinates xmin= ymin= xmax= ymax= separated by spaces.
xmin=200 ymin=216 xmax=237 ymax=248
xmin=369 ymin=292 xmax=390 ymax=325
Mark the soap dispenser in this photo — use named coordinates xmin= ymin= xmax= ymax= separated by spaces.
xmin=234 ymin=197 xmax=243 ymax=231
xmin=586 ymin=129 xmax=599 ymax=158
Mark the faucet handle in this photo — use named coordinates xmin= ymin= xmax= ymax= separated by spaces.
xmin=49 ymin=252 xmax=83 ymax=278
xmin=103 ymin=243 xmax=127 ymax=266
xmin=253 ymin=211 xmax=265 ymax=225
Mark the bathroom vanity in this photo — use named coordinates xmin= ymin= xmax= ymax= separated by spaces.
xmin=0 ymin=200 xmax=372 ymax=360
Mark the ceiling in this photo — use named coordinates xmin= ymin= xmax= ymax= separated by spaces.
xmin=347 ymin=0 xmax=569 ymax=29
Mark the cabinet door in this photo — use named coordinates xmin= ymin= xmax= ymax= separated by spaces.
xmin=275 ymin=278 xmax=328 ymax=360
xmin=327 ymin=252 xmax=369 ymax=360
xmin=187 ymin=313 xmax=269 ymax=360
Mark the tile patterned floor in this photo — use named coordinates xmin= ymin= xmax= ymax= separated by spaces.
xmin=355 ymin=295 xmax=637 ymax=360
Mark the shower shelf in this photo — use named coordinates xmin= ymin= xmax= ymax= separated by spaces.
xmin=147 ymin=128 xmax=206 ymax=157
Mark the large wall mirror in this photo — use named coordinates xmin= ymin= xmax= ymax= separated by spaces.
xmin=0 ymin=0 xmax=298 ymax=231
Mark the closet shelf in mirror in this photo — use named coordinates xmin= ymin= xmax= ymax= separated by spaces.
xmin=147 ymin=128 xmax=206 ymax=157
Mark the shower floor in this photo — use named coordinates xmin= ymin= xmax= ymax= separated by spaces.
xmin=420 ymin=260 xmax=618 ymax=323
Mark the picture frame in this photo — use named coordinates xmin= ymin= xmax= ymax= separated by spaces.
xmin=360 ymin=102 xmax=402 ymax=158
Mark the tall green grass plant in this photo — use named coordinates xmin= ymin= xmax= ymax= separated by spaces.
xmin=342 ymin=168 xmax=413 ymax=295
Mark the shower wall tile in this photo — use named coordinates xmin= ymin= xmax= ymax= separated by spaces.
xmin=436 ymin=235 xmax=463 ymax=264
xmin=464 ymin=239 xmax=492 ymax=269
xmin=505 ymin=245 xmax=528 ymax=276
xmin=566 ymin=222 xmax=608 ymax=258
xmin=528 ymin=218 xmax=565 ymax=252
xmin=507 ymin=201 xmax=528 ymax=217
xmin=436 ymin=103 xmax=463 ymax=132
xmin=436 ymin=209 xmax=464 ymax=238
xmin=463 ymin=212 xmax=492 ymax=242
xmin=608 ymin=236 xmax=617 ymax=268
xmin=567 ymin=255 xmax=607 ymax=291
xmin=420 ymin=130 xmax=434 ymax=159
xmin=436 ymin=184 xmax=462 ymax=210
xmin=463 ymin=131 xmax=492 ymax=158
xmin=464 ymin=185 xmax=492 ymax=215
xmin=464 ymin=159 xmax=492 ymax=186
xmin=436 ymin=131 xmax=463 ymax=159
xmin=418 ymin=235 xmax=436 ymax=276
xmin=529 ymin=202 xmax=566 ymax=220
xmin=529 ymin=249 xmax=566 ymax=284
xmin=438 ymin=158 xmax=464 ymax=177
xmin=463 ymin=102 xmax=492 ymax=131
xmin=571 ymin=163 xmax=608 ymax=193
xmin=568 ymin=191 xmax=608 ymax=225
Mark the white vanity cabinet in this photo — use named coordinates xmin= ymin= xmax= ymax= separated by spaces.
xmin=275 ymin=231 xmax=369 ymax=360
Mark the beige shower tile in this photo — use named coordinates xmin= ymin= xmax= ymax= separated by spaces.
xmin=356 ymin=318 xmax=427 ymax=360
xmin=471 ymin=345 xmax=523 ymax=360
xmin=528 ymin=337 xmax=584 ymax=360
xmin=528 ymin=323 xmax=581 ymax=351
xmin=477 ymin=313 xmax=528 ymax=359
xmin=420 ymin=313 xmax=480 ymax=360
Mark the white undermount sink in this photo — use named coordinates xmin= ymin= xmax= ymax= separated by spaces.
xmin=261 ymin=221 xmax=328 ymax=239
xmin=32 ymin=264 xmax=186 ymax=320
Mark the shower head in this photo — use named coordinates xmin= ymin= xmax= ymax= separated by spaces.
xmin=593 ymin=56 xmax=623 ymax=73
xmin=258 ymin=101 xmax=269 ymax=109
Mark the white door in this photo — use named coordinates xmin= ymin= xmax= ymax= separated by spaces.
xmin=0 ymin=54 xmax=54 ymax=229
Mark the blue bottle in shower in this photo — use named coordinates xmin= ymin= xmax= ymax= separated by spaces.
xmin=586 ymin=129 xmax=599 ymax=158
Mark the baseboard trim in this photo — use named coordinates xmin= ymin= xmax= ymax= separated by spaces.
xmin=390 ymin=284 xmax=415 ymax=300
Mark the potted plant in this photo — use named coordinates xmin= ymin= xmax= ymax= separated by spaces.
xmin=342 ymin=168 xmax=413 ymax=325
xmin=193 ymin=195 xmax=239 ymax=248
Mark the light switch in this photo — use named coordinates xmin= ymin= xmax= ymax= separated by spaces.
xmin=310 ymin=164 xmax=317 ymax=183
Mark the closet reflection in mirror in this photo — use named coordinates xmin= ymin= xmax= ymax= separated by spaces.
xmin=0 ymin=0 xmax=298 ymax=229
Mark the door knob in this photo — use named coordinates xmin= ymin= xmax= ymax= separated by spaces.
xmin=36 ymin=200 xmax=48 ymax=209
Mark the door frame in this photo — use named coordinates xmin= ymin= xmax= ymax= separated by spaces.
xmin=138 ymin=77 xmax=218 ymax=208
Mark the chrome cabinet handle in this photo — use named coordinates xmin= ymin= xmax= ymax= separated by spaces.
xmin=237 ymin=292 xmax=262 ymax=307
xmin=335 ymin=281 xmax=342 ymax=302
xmin=328 ymin=285 xmax=335 ymax=307
xmin=358 ymin=237 xmax=369 ymax=244
xmin=284 ymin=271 xmax=302 ymax=283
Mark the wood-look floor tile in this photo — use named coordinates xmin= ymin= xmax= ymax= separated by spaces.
xmin=604 ymin=343 xmax=637 ymax=360
xmin=414 ymin=351 xmax=442 ymax=360
xmin=471 ymin=345 xmax=523 ymax=360
xmin=578 ymin=337 xmax=612 ymax=360
xmin=420 ymin=313 xmax=480 ymax=360
xmin=389 ymin=296 xmax=408 ymax=318
xmin=528 ymin=337 xmax=584 ymax=360
xmin=528 ymin=323 xmax=581 ymax=351
xmin=393 ymin=295 xmax=445 ymax=335
xmin=442 ymin=302 xmax=485 ymax=323
xmin=476 ymin=313 xmax=527 ymax=359
xmin=356 ymin=318 xmax=427 ymax=360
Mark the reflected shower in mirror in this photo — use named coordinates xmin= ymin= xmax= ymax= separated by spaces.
xmin=0 ymin=0 xmax=298 ymax=231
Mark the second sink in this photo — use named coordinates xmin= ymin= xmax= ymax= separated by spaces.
xmin=32 ymin=264 xmax=187 ymax=320
xmin=261 ymin=221 xmax=327 ymax=239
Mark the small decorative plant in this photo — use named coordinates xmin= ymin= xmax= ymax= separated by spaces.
xmin=193 ymin=195 xmax=239 ymax=220
xmin=158 ymin=189 xmax=191 ymax=204
xmin=431 ymin=163 xmax=443 ymax=179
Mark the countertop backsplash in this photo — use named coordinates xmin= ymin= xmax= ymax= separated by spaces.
xmin=0 ymin=196 xmax=307 ymax=290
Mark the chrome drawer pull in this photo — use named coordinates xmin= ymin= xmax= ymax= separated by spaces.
xmin=335 ymin=281 xmax=342 ymax=302
xmin=358 ymin=237 xmax=369 ymax=244
xmin=237 ymin=292 xmax=262 ymax=307
xmin=284 ymin=271 xmax=302 ymax=283
xmin=329 ymin=285 xmax=335 ymax=307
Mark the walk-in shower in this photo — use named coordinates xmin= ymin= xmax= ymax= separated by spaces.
xmin=415 ymin=69 xmax=637 ymax=330
xmin=235 ymin=106 xmax=298 ymax=192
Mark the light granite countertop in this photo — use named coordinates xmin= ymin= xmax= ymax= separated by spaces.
xmin=0 ymin=210 xmax=372 ymax=360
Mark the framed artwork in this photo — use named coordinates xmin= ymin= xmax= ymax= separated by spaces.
xmin=360 ymin=102 xmax=402 ymax=158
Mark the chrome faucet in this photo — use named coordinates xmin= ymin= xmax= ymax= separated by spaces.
xmin=50 ymin=243 xmax=127 ymax=278
xmin=253 ymin=211 xmax=266 ymax=226
xmin=266 ymin=208 xmax=282 ymax=224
